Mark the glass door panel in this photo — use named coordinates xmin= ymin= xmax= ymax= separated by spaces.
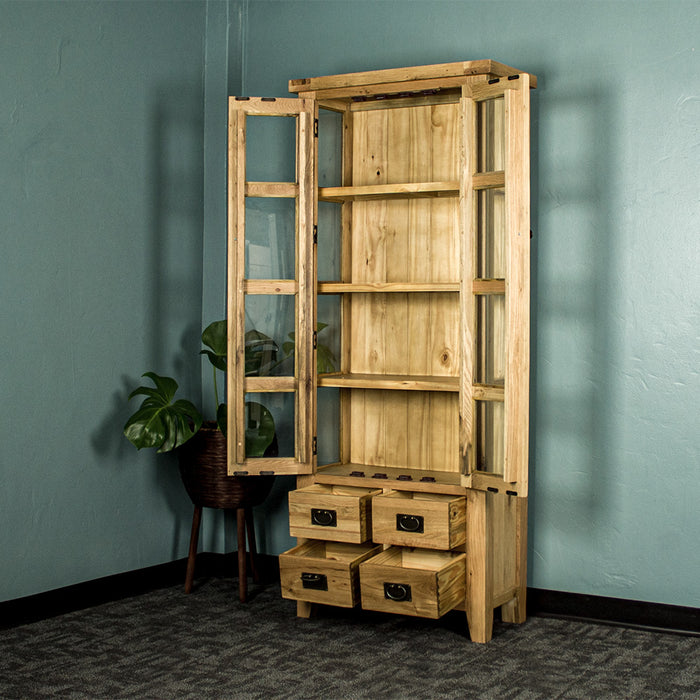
xmin=227 ymin=97 xmax=315 ymax=475
xmin=244 ymin=198 xmax=296 ymax=280
xmin=244 ymin=294 xmax=297 ymax=377
xmin=461 ymin=75 xmax=531 ymax=495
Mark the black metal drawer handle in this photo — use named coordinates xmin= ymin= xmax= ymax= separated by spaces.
xmin=396 ymin=513 xmax=424 ymax=533
xmin=311 ymin=508 xmax=337 ymax=527
xmin=384 ymin=582 xmax=411 ymax=602
xmin=301 ymin=573 xmax=328 ymax=591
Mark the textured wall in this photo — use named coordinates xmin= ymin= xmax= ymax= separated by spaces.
xmin=239 ymin=0 xmax=700 ymax=607
xmin=0 ymin=0 xmax=207 ymax=600
xmin=2 ymin=0 xmax=697 ymax=609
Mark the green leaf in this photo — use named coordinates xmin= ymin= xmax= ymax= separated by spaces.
xmin=245 ymin=401 xmax=275 ymax=457
xmin=281 ymin=322 xmax=337 ymax=373
xmin=216 ymin=402 xmax=227 ymax=436
xmin=317 ymin=345 xmax=338 ymax=374
xmin=128 ymin=371 xmax=178 ymax=404
xmin=201 ymin=320 xmax=227 ymax=371
xmin=123 ymin=373 xmax=202 ymax=453
xmin=245 ymin=329 xmax=278 ymax=376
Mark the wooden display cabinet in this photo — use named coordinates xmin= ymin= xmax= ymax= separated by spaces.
xmin=227 ymin=60 xmax=535 ymax=642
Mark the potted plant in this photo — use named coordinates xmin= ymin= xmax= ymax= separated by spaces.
xmin=123 ymin=320 xmax=277 ymax=600
xmin=124 ymin=320 xmax=277 ymax=456
xmin=123 ymin=320 xmax=336 ymax=597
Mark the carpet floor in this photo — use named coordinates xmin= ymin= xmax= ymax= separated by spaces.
xmin=1 ymin=577 xmax=698 ymax=699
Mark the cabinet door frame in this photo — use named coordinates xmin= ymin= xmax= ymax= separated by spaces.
xmin=460 ymin=74 xmax=531 ymax=496
xmin=227 ymin=96 xmax=316 ymax=476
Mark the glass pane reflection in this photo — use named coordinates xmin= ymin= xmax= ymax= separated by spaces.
xmin=245 ymin=198 xmax=296 ymax=280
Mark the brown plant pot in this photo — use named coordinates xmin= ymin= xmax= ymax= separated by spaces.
xmin=177 ymin=424 xmax=275 ymax=509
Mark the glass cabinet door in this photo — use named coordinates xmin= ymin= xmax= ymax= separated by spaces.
xmin=460 ymin=74 xmax=531 ymax=496
xmin=227 ymin=97 xmax=316 ymax=475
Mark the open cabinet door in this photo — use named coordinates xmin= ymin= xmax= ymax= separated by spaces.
xmin=227 ymin=97 xmax=316 ymax=476
xmin=460 ymin=74 xmax=531 ymax=497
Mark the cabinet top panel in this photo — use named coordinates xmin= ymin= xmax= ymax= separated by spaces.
xmin=289 ymin=59 xmax=537 ymax=99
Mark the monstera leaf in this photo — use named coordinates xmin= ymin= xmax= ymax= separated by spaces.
xmin=123 ymin=372 xmax=203 ymax=453
xmin=282 ymin=322 xmax=337 ymax=374
xmin=200 ymin=320 xmax=227 ymax=371
xmin=245 ymin=401 xmax=275 ymax=457
xmin=245 ymin=329 xmax=279 ymax=376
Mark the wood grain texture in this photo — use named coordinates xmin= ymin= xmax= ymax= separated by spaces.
xmin=288 ymin=484 xmax=381 ymax=543
xmin=280 ymin=540 xmax=381 ymax=608
xmin=372 ymin=491 xmax=466 ymax=549
xmin=359 ymin=547 xmax=466 ymax=619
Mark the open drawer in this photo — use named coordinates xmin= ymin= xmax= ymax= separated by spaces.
xmin=359 ymin=547 xmax=466 ymax=619
xmin=288 ymin=484 xmax=381 ymax=543
xmin=279 ymin=540 xmax=382 ymax=608
xmin=371 ymin=491 xmax=466 ymax=549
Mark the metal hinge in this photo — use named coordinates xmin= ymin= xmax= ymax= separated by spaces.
xmin=314 ymin=119 xmax=319 ymax=137
xmin=313 ymin=331 xmax=318 ymax=349
xmin=313 ymin=225 xmax=318 ymax=244
xmin=312 ymin=437 xmax=318 ymax=455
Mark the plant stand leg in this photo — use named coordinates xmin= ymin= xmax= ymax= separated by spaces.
xmin=245 ymin=508 xmax=260 ymax=583
xmin=185 ymin=505 xmax=202 ymax=594
xmin=237 ymin=507 xmax=248 ymax=602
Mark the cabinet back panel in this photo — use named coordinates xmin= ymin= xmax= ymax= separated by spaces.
xmin=350 ymin=103 xmax=459 ymax=286
xmin=349 ymin=389 xmax=459 ymax=471
xmin=352 ymin=104 xmax=459 ymax=185
xmin=351 ymin=199 xmax=459 ymax=284
xmin=349 ymin=292 xmax=459 ymax=377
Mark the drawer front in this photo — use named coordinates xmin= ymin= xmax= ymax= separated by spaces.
xmin=372 ymin=491 xmax=466 ymax=549
xmin=289 ymin=485 xmax=381 ymax=543
xmin=280 ymin=541 xmax=381 ymax=608
xmin=359 ymin=547 xmax=466 ymax=619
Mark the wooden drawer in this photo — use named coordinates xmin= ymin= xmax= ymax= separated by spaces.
xmin=279 ymin=540 xmax=381 ymax=608
xmin=288 ymin=484 xmax=381 ymax=543
xmin=371 ymin=491 xmax=466 ymax=549
xmin=359 ymin=547 xmax=466 ymax=619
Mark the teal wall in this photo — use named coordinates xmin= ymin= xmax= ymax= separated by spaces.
xmin=2 ymin=0 xmax=698 ymax=610
xmin=239 ymin=0 xmax=700 ymax=608
xmin=0 ymin=0 xmax=212 ymax=601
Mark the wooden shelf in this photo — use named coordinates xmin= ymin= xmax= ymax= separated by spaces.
xmin=318 ymin=373 xmax=459 ymax=392
xmin=318 ymin=281 xmax=460 ymax=294
xmin=472 ymin=171 xmax=505 ymax=190
xmin=473 ymin=383 xmax=505 ymax=401
xmin=315 ymin=462 xmax=464 ymax=496
xmin=472 ymin=279 xmax=505 ymax=295
xmin=318 ymin=181 xmax=459 ymax=202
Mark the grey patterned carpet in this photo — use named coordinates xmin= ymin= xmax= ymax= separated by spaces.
xmin=1 ymin=576 xmax=699 ymax=699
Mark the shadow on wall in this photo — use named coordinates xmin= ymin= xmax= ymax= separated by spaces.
xmin=149 ymin=85 xmax=205 ymax=557
xmin=529 ymin=81 xmax=616 ymax=549
xmin=91 ymin=84 xmax=205 ymax=560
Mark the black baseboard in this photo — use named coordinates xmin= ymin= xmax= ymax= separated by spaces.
xmin=527 ymin=587 xmax=700 ymax=636
xmin=0 ymin=553 xmax=278 ymax=631
xmin=2 ymin=555 xmax=698 ymax=636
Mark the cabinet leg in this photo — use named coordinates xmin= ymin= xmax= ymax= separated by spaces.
xmin=466 ymin=605 xmax=493 ymax=644
xmin=466 ymin=490 xmax=493 ymax=643
xmin=184 ymin=505 xmax=202 ymax=594
xmin=501 ymin=497 xmax=528 ymax=624
xmin=296 ymin=600 xmax=315 ymax=618
xmin=501 ymin=590 xmax=527 ymax=624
